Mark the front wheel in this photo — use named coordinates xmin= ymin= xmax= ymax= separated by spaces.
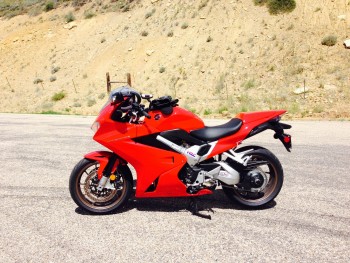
xmin=69 ymin=158 xmax=132 ymax=214
xmin=222 ymin=148 xmax=284 ymax=208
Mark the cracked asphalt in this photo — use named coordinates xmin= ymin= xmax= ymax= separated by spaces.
xmin=0 ymin=113 xmax=349 ymax=263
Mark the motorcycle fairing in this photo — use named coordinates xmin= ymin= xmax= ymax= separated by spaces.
xmin=92 ymin=103 xmax=287 ymax=198
xmin=92 ymin=137 xmax=211 ymax=197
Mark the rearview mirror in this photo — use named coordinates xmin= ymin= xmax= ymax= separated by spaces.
xmin=111 ymin=92 xmax=124 ymax=105
xmin=141 ymin=94 xmax=153 ymax=100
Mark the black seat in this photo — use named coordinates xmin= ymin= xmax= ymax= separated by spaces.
xmin=190 ymin=118 xmax=243 ymax=141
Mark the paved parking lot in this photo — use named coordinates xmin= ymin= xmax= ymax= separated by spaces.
xmin=0 ymin=114 xmax=349 ymax=262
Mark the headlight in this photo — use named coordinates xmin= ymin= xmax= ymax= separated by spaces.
xmin=91 ymin=121 xmax=100 ymax=133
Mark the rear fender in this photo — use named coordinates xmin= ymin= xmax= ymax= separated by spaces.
xmin=247 ymin=117 xmax=292 ymax=152
xmin=84 ymin=151 xmax=120 ymax=180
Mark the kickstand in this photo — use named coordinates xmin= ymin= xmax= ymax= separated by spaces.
xmin=188 ymin=197 xmax=213 ymax=220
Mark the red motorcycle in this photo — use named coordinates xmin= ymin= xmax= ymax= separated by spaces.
xmin=69 ymin=86 xmax=292 ymax=218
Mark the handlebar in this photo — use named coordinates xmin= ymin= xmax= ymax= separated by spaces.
xmin=120 ymin=105 xmax=132 ymax=112
xmin=142 ymin=110 xmax=151 ymax=119
xmin=120 ymin=103 xmax=151 ymax=119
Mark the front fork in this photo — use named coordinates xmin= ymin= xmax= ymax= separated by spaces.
xmin=84 ymin=151 xmax=123 ymax=191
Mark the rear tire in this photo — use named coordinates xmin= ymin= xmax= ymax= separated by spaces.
xmin=69 ymin=158 xmax=132 ymax=214
xmin=222 ymin=148 xmax=283 ymax=208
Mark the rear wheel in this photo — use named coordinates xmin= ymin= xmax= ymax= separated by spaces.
xmin=69 ymin=158 xmax=132 ymax=214
xmin=222 ymin=148 xmax=283 ymax=208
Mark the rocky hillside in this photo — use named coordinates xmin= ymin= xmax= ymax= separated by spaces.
xmin=0 ymin=0 xmax=349 ymax=119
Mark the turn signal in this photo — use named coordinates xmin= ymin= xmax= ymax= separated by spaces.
xmin=91 ymin=121 xmax=100 ymax=133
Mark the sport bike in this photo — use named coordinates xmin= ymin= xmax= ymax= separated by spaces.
xmin=69 ymin=86 xmax=292 ymax=218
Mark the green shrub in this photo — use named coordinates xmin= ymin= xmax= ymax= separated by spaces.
xmin=121 ymin=4 xmax=130 ymax=12
xmin=181 ymin=22 xmax=189 ymax=29
xmin=204 ymin=109 xmax=212 ymax=115
xmin=198 ymin=0 xmax=209 ymax=10
xmin=218 ymin=106 xmax=228 ymax=114
xmin=313 ymin=105 xmax=324 ymax=114
xmin=145 ymin=11 xmax=153 ymax=19
xmin=243 ymin=79 xmax=255 ymax=89
xmin=41 ymin=110 xmax=60 ymax=115
xmin=141 ymin=31 xmax=148 ymax=37
xmin=52 ymin=91 xmax=66 ymax=101
xmin=267 ymin=0 xmax=296 ymax=14
xmin=321 ymin=35 xmax=337 ymax=46
xmin=190 ymin=108 xmax=197 ymax=114
xmin=159 ymin=66 xmax=166 ymax=73
xmin=255 ymin=0 xmax=296 ymax=15
xmin=33 ymin=78 xmax=43 ymax=84
xmin=167 ymin=31 xmax=174 ymax=37
xmin=239 ymin=105 xmax=249 ymax=112
xmin=50 ymin=76 xmax=56 ymax=82
xmin=145 ymin=8 xmax=155 ymax=19
xmin=84 ymin=10 xmax=95 ymax=19
xmin=72 ymin=0 xmax=89 ymax=7
xmin=65 ymin=12 xmax=75 ymax=23
xmin=44 ymin=1 xmax=55 ymax=12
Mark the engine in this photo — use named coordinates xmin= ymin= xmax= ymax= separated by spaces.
xmin=178 ymin=164 xmax=215 ymax=194
xmin=178 ymin=161 xmax=241 ymax=194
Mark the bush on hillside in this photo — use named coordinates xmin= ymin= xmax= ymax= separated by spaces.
xmin=44 ymin=1 xmax=55 ymax=12
xmin=268 ymin=0 xmax=296 ymax=14
xmin=254 ymin=0 xmax=296 ymax=15
xmin=321 ymin=35 xmax=337 ymax=46
xmin=65 ymin=11 xmax=75 ymax=23
xmin=52 ymin=91 xmax=66 ymax=101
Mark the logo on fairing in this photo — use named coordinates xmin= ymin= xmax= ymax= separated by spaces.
xmin=187 ymin=151 xmax=196 ymax=158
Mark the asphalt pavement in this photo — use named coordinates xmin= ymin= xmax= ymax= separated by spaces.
xmin=0 ymin=113 xmax=349 ymax=263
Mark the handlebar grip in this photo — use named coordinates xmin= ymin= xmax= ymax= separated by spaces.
xmin=142 ymin=110 xmax=151 ymax=119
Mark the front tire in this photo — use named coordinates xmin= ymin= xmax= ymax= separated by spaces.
xmin=69 ymin=158 xmax=132 ymax=214
xmin=222 ymin=148 xmax=284 ymax=208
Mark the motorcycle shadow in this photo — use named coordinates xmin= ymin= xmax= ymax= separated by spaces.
xmin=127 ymin=189 xmax=276 ymax=213
xmin=75 ymin=189 xmax=276 ymax=216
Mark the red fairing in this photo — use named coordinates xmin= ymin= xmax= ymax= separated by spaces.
xmin=84 ymin=151 xmax=120 ymax=180
xmin=89 ymin=99 xmax=286 ymax=198
xmin=93 ymin=104 xmax=204 ymax=143
xmin=92 ymin=104 xmax=208 ymax=197
xmin=236 ymin=110 xmax=286 ymax=124
xmin=138 ymin=107 xmax=204 ymax=134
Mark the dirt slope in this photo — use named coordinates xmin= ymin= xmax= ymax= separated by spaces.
xmin=0 ymin=0 xmax=349 ymax=118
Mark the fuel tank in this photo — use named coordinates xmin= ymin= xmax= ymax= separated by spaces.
xmin=94 ymin=105 xmax=205 ymax=143
xmin=146 ymin=107 xmax=205 ymax=133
